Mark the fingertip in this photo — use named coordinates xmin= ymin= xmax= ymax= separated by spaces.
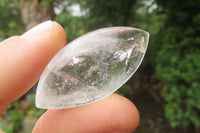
xmin=99 ymin=93 xmax=140 ymax=132
xmin=113 ymin=94 xmax=140 ymax=132
xmin=33 ymin=94 xmax=140 ymax=133
xmin=21 ymin=20 xmax=66 ymax=51
xmin=52 ymin=21 xmax=67 ymax=46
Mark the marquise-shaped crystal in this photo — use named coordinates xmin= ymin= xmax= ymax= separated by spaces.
xmin=36 ymin=27 xmax=149 ymax=109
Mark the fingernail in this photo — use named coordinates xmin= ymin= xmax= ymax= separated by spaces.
xmin=21 ymin=20 xmax=54 ymax=39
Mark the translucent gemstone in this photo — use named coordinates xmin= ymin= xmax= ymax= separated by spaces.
xmin=36 ymin=27 xmax=149 ymax=109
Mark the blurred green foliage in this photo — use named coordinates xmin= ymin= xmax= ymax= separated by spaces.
xmin=71 ymin=0 xmax=137 ymax=28
xmin=55 ymin=10 xmax=85 ymax=42
xmin=0 ymin=108 xmax=24 ymax=133
xmin=116 ymin=84 xmax=133 ymax=99
xmin=0 ymin=0 xmax=24 ymax=41
xmin=0 ymin=94 xmax=45 ymax=133
xmin=155 ymin=0 xmax=200 ymax=128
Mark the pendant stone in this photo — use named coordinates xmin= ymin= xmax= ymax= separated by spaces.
xmin=36 ymin=27 xmax=149 ymax=109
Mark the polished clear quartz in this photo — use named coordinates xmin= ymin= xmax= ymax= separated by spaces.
xmin=36 ymin=27 xmax=149 ymax=109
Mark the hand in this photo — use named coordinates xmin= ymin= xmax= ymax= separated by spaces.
xmin=0 ymin=21 xmax=139 ymax=133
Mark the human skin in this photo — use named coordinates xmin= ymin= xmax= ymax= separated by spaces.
xmin=0 ymin=21 xmax=139 ymax=133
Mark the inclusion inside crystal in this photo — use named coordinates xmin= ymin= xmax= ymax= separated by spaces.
xmin=36 ymin=27 xmax=149 ymax=109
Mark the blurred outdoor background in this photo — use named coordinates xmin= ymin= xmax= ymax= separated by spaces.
xmin=0 ymin=0 xmax=200 ymax=133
